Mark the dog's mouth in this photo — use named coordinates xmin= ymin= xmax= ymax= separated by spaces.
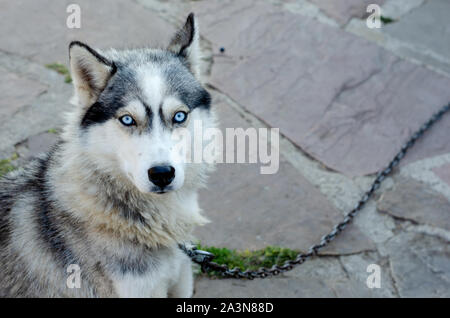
xmin=151 ymin=186 xmax=174 ymax=194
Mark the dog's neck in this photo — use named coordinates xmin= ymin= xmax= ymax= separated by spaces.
xmin=48 ymin=141 xmax=208 ymax=249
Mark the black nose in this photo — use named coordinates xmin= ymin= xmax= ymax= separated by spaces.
xmin=148 ymin=166 xmax=175 ymax=188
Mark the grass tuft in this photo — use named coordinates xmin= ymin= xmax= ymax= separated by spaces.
xmin=195 ymin=244 xmax=299 ymax=277
xmin=0 ymin=153 xmax=19 ymax=177
xmin=45 ymin=63 xmax=72 ymax=83
xmin=380 ymin=16 xmax=395 ymax=24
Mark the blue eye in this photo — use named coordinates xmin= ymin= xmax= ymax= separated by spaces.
xmin=173 ymin=111 xmax=187 ymax=124
xmin=119 ymin=115 xmax=136 ymax=126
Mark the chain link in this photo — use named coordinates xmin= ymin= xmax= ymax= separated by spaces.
xmin=181 ymin=102 xmax=450 ymax=279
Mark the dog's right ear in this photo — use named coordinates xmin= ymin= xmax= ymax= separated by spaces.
xmin=69 ymin=41 xmax=116 ymax=106
xmin=168 ymin=13 xmax=201 ymax=79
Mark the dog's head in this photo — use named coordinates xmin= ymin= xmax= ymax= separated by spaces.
xmin=67 ymin=14 xmax=214 ymax=194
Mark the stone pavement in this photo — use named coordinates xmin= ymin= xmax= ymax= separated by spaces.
xmin=1 ymin=0 xmax=449 ymax=297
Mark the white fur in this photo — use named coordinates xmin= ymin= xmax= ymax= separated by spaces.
xmin=112 ymin=250 xmax=193 ymax=298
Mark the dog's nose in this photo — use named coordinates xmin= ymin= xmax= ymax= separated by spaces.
xmin=148 ymin=166 xmax=175 ymax=188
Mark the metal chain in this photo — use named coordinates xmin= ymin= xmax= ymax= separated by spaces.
xmin=181 ymin=102 xmax=450 ymax=279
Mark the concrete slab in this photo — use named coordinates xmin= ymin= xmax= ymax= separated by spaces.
xmin=0 ymin=52 xmax=72 ymax=157
xmin=194 ymin=257 xmax=347 ymax=298
xmin=385 ymin=232 xmax=450 ymax=297
xmin=194 ymin=0 xmax=450 ymax=176
xmin=381 ymin=0 xmax=425 ymax=20
xmin=378 ymin=177 xmax=450 ymax=231
xmin=0 ymin=0 xmax=175 ymax=65
xmin=194 ymin=254 xmax=393 ymax=297
xmin=433 ymin=163 xmax=450 ymax=188
xmin=384 ymin=0 xmax=450 ymax=67
xmin=194 ymin=274 xmax=337 ymax=298
xmin=15 ymin=131 xmax=59 ymax=160
xmin=0 ymin=67 xmax=47 ymax=118
xmin=308 ymin=0 xmax=385 ymax=25
xmin=339 ymin=252 xmax=397 ymax=297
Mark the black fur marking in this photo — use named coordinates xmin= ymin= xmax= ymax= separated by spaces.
xmin=158 ymin=105 xmax=166 ymax=127
xmin=142 ymin=101 xmax=154 ymax=130
xmin=0 ymin=192 xmax=13 ymax=246
xmin=31 ymin=156 xmax=79 ymax=268
xmin=81 ymin=101 xmax=121 ymax=127
xmin=178 ymin=86 xmax=211 ymax=110
xmin=116 ymin=255 xmax=150 ymax=275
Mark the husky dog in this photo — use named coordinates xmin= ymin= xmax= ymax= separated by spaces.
xmin=0 ymin=13 xmax=216 ymax=297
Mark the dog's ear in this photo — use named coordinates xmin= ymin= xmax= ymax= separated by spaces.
xmin=168 ymin=13 xmax=201 ymax=78
xmin=69 ymin=41 xmax=116 ymax=106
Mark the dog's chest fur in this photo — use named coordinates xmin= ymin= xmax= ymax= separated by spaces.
xmin=111 ymin=250 xmax=190 ymax=297
xmin=108 ymin=246 xmax=187 ymax=297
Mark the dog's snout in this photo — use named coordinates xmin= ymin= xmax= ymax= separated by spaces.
xmin=148 ymin=166 xmax=175 ymax=188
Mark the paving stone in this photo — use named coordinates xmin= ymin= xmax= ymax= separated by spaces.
xmin=345 ymin=16 xmax=450 ymax=78
xmin=0 ymin=0 xmax=175 ymax=65
xmin=384 ymin=0 xmax=450 ymax=66
xmin=384 ymin=232 xmax=450 ymax=297
xmin=15 ymin=131 xmax=60 ymax=160
xmin=339 ymin=252 xmax=397 ymax=297
xmin=194 ymin=257 xmax=344 ymax=298
xmin=381 ymin=0 xmax=425 ymax=20
xmin=194 ymin=274 xmax=337 ymax=298
xmin=195 ymin=101 xmax=375 ymax=254
xmin=308 ymin=0 xmax=385 ymax=25
xmin=0 ymin=67 xmax=47 ymax=118
xmin=194 ymin=255 xmax=387 ymax=297
xmin=377 ymin=177 xmax=450 ymax=231
xmin=194 ymin=0 xmax=450 ymax=176
xmin=433 ymin=163 xmax=450 ymax=188
xmin=0 ymin=53 xmax=72 ymax=155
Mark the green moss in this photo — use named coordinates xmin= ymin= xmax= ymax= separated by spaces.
xmin=47 ymin=128 xmax=58 ymax=134
xmin=380 ymin=16 xmax=395 ymax=24
xmin=45 ymin=63 xmax=72 ymax=83
xmin=0 ymin=153 xmax=19 ymax=177
xmin=195 ymin=244 xmax=299 ymax=277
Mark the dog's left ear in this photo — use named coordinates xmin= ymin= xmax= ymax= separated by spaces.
xmin=168 ymin=13 xmax=201 ymax=78
xmin=69 ymin=41 xmax=116 ymax=107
